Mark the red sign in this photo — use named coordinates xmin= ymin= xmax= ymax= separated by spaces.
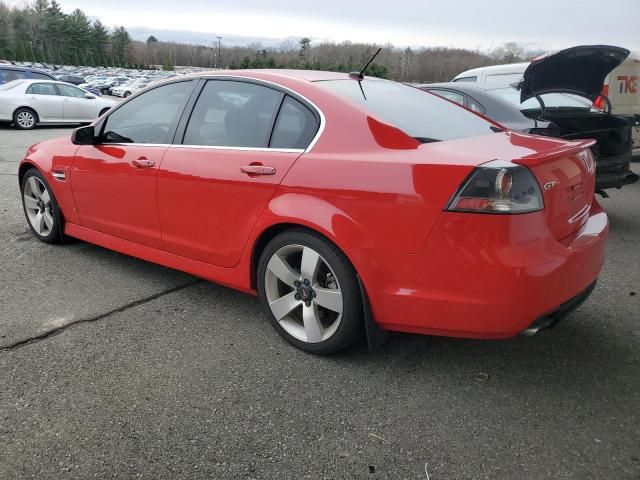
xmin=617 ymin=76 xmax=638 ymax=94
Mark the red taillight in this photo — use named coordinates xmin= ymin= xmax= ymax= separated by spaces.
xmin=446 ymin=160 xmax=544 ymax=214
xmin=593 ymin=85 xmax=609 ymax=110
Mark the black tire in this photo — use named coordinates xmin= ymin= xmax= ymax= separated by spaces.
xmin=257 ymin=229 xmax=363 ymax=354
xmin=20 ymin=168 xmax=63 ymax=244
xmin=101 ymin=88 xmax=109 ymax=95
xmin=123 ymin=91 xmax=131 ymax=98
xmin=99 ymin=108 xmax=110 ymax=117
xmin=13 ymin=107 xmax=38 ymax=130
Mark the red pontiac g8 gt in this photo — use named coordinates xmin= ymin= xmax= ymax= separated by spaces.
xmin=19 ymin=70 xmax=608 ymax=354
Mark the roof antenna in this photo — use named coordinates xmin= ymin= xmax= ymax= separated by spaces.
xmin=349 ymin=47 xmax=382 ymax=80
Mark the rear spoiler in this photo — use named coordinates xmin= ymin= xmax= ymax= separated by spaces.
xmin=512 ymin=139 xmax=596 ymax=166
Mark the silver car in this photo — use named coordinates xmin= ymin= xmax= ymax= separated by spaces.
xmin=0 ymin=79 xmax=116 ymax=129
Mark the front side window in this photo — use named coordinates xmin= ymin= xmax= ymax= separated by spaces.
xmin=270 ymin=96 xmax=318 ymax=149
xmin=56 ymin=84 xmax=87 ymax=98
xmin=27 ymin=83 xmax=58 ymax=96
xmin=317 ymin=79 xmax=495 ymax=142
xmin=101 ymin=80 xmax=193 ymax=144
xmin=183 ymin=80 xmax=282 ymax=148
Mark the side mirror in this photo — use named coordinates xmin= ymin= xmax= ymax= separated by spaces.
xmin=84 ymin=93 xmax=96 ymax=99
xmin=71 ymin=125 xmax=96 ymax=145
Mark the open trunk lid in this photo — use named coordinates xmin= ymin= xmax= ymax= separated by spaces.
xmin=513 ymin=138 xmax=597 ymax=240
xmin=519 ymin=45 xmax=630 ymax=103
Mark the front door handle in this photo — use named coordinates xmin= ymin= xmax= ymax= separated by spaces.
xmin=240 ymin=165 xmax=276 ymax=176
xmin=132 ymin=158 xmax=156 ymax=168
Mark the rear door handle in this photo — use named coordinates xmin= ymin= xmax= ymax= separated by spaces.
xmin=132 ymin=158 xmax=156 ymax=168
xmin=241 ymin=165 xmax=276 ymax=176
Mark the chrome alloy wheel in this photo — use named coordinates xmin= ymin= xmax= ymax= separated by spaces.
xmin=16 ymin=110 xmax=36 ymax=129
xmin=264 ymin=244 xmax=344 ymax=343
xmin=23 ymin=176 xmax=54 ymax=236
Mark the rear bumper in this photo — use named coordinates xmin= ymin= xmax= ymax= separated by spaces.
xmin=595 ymin=153 xmax=638 ymax=189
xmin=354 ymin=200 xmax=608 ymax=339
xmin=521 ymin=280 xmax=597 ymax=335
xmin=596 ymin=169 xmax=639 ymax=189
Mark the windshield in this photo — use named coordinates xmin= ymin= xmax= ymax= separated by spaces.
xmin=488 ymin=87 xmax=599 ymax=111
xmin=316 ymin=79 xmax=497 ymax=142
xmin=0 ymin=80 xmax=25 ymax=91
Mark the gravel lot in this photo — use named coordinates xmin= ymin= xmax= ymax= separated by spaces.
xmin=0 ymin=124 xmax=638 ymax=480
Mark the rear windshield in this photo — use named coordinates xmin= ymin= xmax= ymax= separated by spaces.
xmin=489 ymin=87 xmax=598 ymax=111
xmin=0 ymin=80 xmax=25 ymax=91
xmin=316 ymin=79 xmax=497 ymax=142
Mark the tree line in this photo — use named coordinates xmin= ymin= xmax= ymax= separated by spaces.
xmin=0 ymin=0 xmax=544 ymax=82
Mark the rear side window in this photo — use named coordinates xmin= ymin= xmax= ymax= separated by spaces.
xmin=2 ymin=69 xmax=27 ymax=82
xmin=57 ymin=84 xmax=86 ymax=98
xmin=184 ymin=80 xmax=282 ymax=148
xmin=431 ymin=90 xmax=465 ymax=106
xmin=31 ymin=72 xmax=53 ymax=80
xmin=27 ymin=83 xmax=58 ymax=96
xmin=101 ymin=80 xmax=193 ymax=144
xmin=317 ymin=79 xmax=495 ymax=142
xmin=453 ymin=76 xmax=477 ymax=82
xmin=270 ymin=96 xmax=318 ymax=149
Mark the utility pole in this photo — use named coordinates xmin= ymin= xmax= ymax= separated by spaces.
xmin=217 ymin=36 xmax=222 ymax=69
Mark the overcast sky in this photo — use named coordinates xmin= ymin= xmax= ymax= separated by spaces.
xmin=5 ymin=0 xmax=640 ymax=51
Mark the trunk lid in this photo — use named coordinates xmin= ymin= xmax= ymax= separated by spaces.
xmin=512 ymin=138 xmax=597 ymax=240
xmin=519 ymin=45 xmax=630 ymax=103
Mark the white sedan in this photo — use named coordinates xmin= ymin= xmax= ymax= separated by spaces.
xmin=111 ymin=81 xmax=149 ymax=98
xmin=0 ymin=79 xmax=117 ymax=129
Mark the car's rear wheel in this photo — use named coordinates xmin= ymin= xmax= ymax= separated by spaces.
xmin=257 ymin=229 xmax=362 ymax=354
xmin=101 ymin=88 xmax=109 ymax=95
xmin=13 ymin=108 xmax=37 ymax=130
xmin=21 ymin=169 xmax=62 ymax=244
xmin=99 ymin=108 xmax=110 ymax=117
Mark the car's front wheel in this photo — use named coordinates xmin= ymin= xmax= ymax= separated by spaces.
xmin=257 ymin=229 xmax=362 ymax=354
xmin=13 ymin=108 xmax=38 ymax=130
xmin=21 ymin=169 xmax=62 ymax=244
xmin=123 ymin=91 xmax=131 ymax=98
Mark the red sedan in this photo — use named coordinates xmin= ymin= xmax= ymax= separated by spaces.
xmin=19 ymin=70 xmax=608 ymax=354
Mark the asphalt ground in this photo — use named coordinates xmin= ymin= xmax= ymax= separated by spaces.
xmin=0 ymin=124 xmax=638 ymax=479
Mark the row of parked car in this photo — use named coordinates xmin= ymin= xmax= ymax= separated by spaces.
xmin=0 ymin=63 xmax=210 ymax=130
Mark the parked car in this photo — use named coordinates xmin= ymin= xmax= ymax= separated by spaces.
xmin=111 ymin=80 xmax=151 ymax=98
xmin=55 ymin=74 xmax=85 ymax=85
xmin=18 ymin=70 xmax=607 ymax=354
xmin=0 ymin=79 xmax=116 ymax=129
xmin=421 ymin=46 xmax=638 ymax=191
xmin=0 ymin=65 xmax=56 ymax=84
xmin=453 ymin=46 xmax=640 ymax=161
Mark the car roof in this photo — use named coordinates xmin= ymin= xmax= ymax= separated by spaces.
xmin=453 ymin=62 xmax=530 ymax=78
xmin=420 ymin=82 xmax=515 ymax=92
xmin=0 ymin=65 xmax=51 ymax=74
xmin=181 ymin=69 xmax=355 ymax=83
xmin=11 ymin=79 xmax=72 ymax=85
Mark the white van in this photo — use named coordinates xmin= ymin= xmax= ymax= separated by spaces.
xmin=453 ymin=56 xmax=640 ymax=159
xmin=451 ymin=62 xmax=528 ymax=84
